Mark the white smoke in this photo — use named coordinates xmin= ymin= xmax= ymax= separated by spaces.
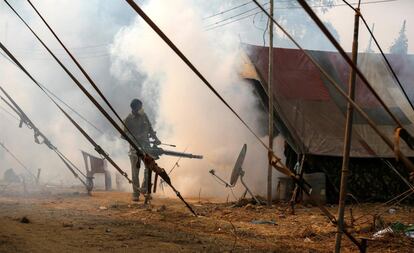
xmin=0 ymin=0 xmax=135 ymax=187
xmin=4 ymin=0 xmax=408 ymax=199
xmin=111 ymin=0 xmax=284 ymax=199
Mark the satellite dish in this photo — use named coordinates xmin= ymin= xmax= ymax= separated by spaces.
xmin=209 ymin=144 xmax=262 ymax=205
xmin=230 ymin=144 xmax=246 ymax=186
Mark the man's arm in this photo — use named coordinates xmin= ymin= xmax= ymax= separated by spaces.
xmin=144 ymin=114 xmax=161 ymax=144
xmin=121 ymin=116 xmax=134 ymax=141
xmin=120 ymin=117 xmax=128 ymax=140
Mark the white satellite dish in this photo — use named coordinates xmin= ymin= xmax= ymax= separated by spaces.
xmin=209 ymin=144 xmax=261 ymax=204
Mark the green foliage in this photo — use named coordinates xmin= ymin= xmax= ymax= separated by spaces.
xmin=390 ymin=20 xmax=408 ymax=55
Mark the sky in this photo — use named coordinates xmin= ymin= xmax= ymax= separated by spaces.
xmin=0 ymin=0 xmax=412 ymax=198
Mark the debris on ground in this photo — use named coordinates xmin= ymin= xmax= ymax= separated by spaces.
xmin=0 ymin=191 xmax=412 ymax=252
xmin=20 ymin=216 xmax=30 ymax=224
xmin=250 ymin=220 xmax=277 ymax=225
xmin=373 ymin=222 xmax=414 ymax=239
xmin=304 ymin=237 xmax=313 ymax=243
xmin=62 ymin=222 xmax=74 ymax=228
xmin=157 ymin=205 xmax=167 ymax=212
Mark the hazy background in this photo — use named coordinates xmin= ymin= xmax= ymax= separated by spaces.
xmin=0 ymin=0 xmax=412 ymax=199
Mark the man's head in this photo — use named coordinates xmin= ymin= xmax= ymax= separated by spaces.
xmin=130 ymin=98 xmax=143 ymax=115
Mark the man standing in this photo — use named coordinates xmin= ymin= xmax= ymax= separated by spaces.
xmin=123 ymin=98 xmax=160 ymax=201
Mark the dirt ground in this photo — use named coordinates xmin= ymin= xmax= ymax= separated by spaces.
xmin=0 ymin=186 xmax=412 ymax=253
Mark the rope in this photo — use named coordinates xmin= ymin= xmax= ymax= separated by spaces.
xmin=22 ymin=0 xmax=142 ymax=148
xmin=168 ymin=146 xmax=188 ymax=175
xmin=0 ymin=42 xmax=140 ymax=189
xmin=54 ymin=150 xmax=89 ymax=188
xmin=295 ymin=0 xmax=402 ymax=127
xmin=353 ymin=189 xmax=413 ymax=224
xmin=0 ymin=39 xmax=196 ymax=215
xmin=2 ymin=2 xmax=141 ymax=154
xmin=55 ymin=149 xmax=88 ymax=179
xmin=250 ymin=0 xmax=414 ymax=173
xmin=4 ymin=1 xmax=197 ymax=213
xmin=0 ymin=100 xmax=20 ymax=121
xmin=124 ymin=0 xmax=283 ymax=164
xmin=0 ymin=94 xmax=23 ymax=121
xmin=341 ymin=0 xmax=414 ymax=114
xmin=0 ymin=86 xmax=90 ymax=185
xmin=37 ymin=82 xmax=104 ymax=134
xmin=0 ymin=25 xmax=103 ymax=135
xmin=0 ymin=142 xmax=37 ymax=180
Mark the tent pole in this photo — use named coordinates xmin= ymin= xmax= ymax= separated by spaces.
xmin=335 ymin=2 xmax=361 ymax=252
xmin=267 ymin=0 xmax=274 ymax=207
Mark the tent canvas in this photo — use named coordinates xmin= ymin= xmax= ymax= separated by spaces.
xmin=242 ymin=44 xmax=414 ymax=158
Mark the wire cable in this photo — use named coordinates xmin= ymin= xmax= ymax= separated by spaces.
xmin=0 ymin=85 xmax=89 ymax=187
xmin=37 ymin=82 xmax=104 ymax=134
xmin=4 ymin=1 xmax=150 ymax=179
xmin=204 ymin=2 xmax=270 ymax=29
xmin=205 ymin=8 xmax=270 ymax=31
xmin=0 ymin=40 xmax=104 ymax=134
xmin=249 ymin=0 xmax=414 ymax=174
xmin=4 ymin=0 xmax=145 ymax=164
xmin=124 ymin=0 xmax=271 ymax=154
xmin=341 ymin=0 xmax=414 ymax=113
xmin=203 ymin=1 xmax=255 ymax=20
xmin=295 ymin=0 xmax=402 ymax=127
xmin=0 ymin=37 xmax=196 ymax=214
xmin=0 ymin=42 xmax=139 ymax=190
xmin=0 ymin=103 xmax=20 ymax=121
xmin=0 ymin=141 xmax=37 ymax=180
xmin=382 ymin=159 xmax=414 ymax=191
xmin=205 ymin=0 xmax=397 ymax=31
xmin=0 ymin=50 xmax=15 ymax=65
xmin=55 ymin=149 xmax=88 ymax=179
xmin=22 ymin=0 xmax=141 ymax=148
xmin=3 ymin=1 xmax=162 ymax=184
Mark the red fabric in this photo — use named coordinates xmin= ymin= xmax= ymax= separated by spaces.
xmin=249 ymin=46 xmax=330 ymax=100
xmin=244 ymin=44 xmax=414 ymax=157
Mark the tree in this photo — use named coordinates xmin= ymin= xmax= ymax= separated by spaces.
xmin=365 ymin=23 xmax=375 ymax=53
xmin=389 ymin=20 xmax=408 ymax=55
xmin=268 ymin=0 xmax=340 ymax=50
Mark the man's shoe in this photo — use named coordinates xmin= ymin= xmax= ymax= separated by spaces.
xmin=132 ymin=196 xmax=140 ymax=202
xmin=144 ymin=194 xmax=152 ymax=205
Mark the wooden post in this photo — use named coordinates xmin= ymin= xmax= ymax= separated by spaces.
xmin=335 ymin=2 xmax=361 ymax=252
xmin=267 ymin=0 xmax=274 ymax=207
xmin=36 ymin=168 xmax=41 ymax=185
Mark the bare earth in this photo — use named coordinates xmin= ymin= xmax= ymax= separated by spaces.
xmin=0 ymin=189 xmax=412 ymax=252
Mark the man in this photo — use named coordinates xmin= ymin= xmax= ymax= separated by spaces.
xmin=123 ymin=98 xmax=161 ymax=201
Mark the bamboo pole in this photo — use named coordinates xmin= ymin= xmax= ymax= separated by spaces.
xmin=267 ymin=0 xmax=274 ymax=207
xmin=335 ymin=2 xmax=361 ymax=252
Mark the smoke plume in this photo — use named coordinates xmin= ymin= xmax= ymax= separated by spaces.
xmin=111 ymin=0 xmax=284 ymax=199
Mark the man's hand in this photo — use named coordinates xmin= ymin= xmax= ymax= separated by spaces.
xmin=154 ymin=137 xmax=161 ymax=146
xmin=151 ymin=133 xmax=161 ymax=145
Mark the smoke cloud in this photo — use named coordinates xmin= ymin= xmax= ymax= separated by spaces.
xmin=1 ymin=0 xmax=410 ymax=199
xmin=111 ymin=0 xmax=283 ymax=199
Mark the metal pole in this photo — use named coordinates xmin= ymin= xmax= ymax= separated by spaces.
xmin=335 ymin=3 xmax=361 ymax=252
xmin=267 ymin=0 xmax=274 ymax=207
